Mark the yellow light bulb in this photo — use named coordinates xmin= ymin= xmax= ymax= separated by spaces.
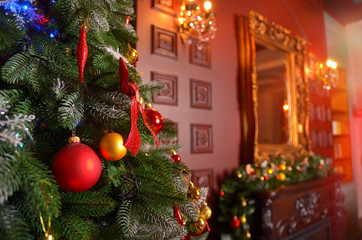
xmin=326 ymin=59 xmax=333 ymax=67
xmin=283 ymin=104 xmax=289 ymax=111
xmin=204 ymin=1 xmax=212 ymax=11
xmin=331 ymin=61 xmax=337 ymax=69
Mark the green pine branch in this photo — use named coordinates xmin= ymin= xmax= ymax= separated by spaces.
xmin=54 ymin=212 xmax=97 ymax=240
xmin=0 ymin=204 xmax=33 ymax=240
xmin=0 ymin=153 xmax=21 ymax=205
xmin=20 ymin=153 xmax=61 ymax=220
xmin=0 ymin=7 xmax=25 ymax=54
xmin=62 ymin=191 xmax=117 ymax=217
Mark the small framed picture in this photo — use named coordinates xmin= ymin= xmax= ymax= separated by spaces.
xmin=191 ymin=169 xmax=214 ymax=197
xmin=191 ymin=124 xmax=213 ymax=153
xmin=151 ymin=0 xmax=177 ymax=16
xmin=190 ymin=40 xmax=211 ymax=68
xmin=190 ymin=79 xmax=212 ymax=109
xmin=152 ymin=25 xmax=178 ymax=59
xmin=151 ymin=71 xmax=178 ymax=106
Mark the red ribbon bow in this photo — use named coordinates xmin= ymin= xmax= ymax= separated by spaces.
xmin=119 ymin=57 xmax=159 ymax=156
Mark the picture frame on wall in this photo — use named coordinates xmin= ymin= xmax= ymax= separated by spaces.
xmin=191 ymin=124 xmax=213 ymax=153
xmin=151 ymin=71 xmax=178 ymax=106
xmin=151 ymin=25 xmax=178 ymax=59
xmin=151 ymin=0 xmax=177 ymax=16
xmin=190 ymin=79 xmax=212 ymax=109
xmin=190 ymin=40 xmax=211 ymax=68
xmin=191 ymin=169 xmax=213 ymax=197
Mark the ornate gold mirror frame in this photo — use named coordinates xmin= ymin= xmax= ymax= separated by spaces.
xmin=237 ymin=11 xmax=311 ymax=164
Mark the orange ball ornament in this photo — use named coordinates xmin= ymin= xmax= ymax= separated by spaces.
xmin=99 ymin=132 xmax=127 ymax=161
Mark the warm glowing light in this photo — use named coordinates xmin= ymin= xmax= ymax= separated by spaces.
xmin=283 ymin=104 xmax=289 ymax=111
xmin=177 ymin=0 xmax=216 ymax=43
xmin=298 ymin=123 xmax=303 ymax=133
xmin=316 ymin=59 xmax=338 ymax=90
xmin=204 ymin=0 xmax=212 ymax=11
xmin=267 ymin=168 xmax=273 ymax=175
xmin=326 ymin=59 xmax=337 ymax=69
xmin=280 ymin=164 xmax=286 ymax=171
xmin=331 ymin=62 xmax=337 ymax=69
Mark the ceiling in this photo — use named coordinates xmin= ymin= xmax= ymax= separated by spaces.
xmin=324 ymin=0 xmax=362 ymax=25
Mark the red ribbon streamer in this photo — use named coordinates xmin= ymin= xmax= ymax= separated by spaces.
xmin=124 ymin=83 xmax=159 ymax=156
xmin=119 ymin=57 xmax=134 ymax=97
xmin=185 ymin=221 xmax=210 ymax=240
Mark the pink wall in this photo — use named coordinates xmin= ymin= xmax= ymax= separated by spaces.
xmin=136 ymin=0 xmax=328 ymax=191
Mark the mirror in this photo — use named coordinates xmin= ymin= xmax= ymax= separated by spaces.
xmin=256 ymin=44 xmax=289 ymax=145
xmin=237 ymin=11 xmax=311 ymax=164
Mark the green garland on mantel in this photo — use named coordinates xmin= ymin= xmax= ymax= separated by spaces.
xmin=217 ymin=154 xmax=331 ymax=240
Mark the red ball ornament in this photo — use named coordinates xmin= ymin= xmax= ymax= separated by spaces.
xmin=144 ymin=105 xmax=163 ymax=134
xmin=171 ymin=150 xmax=181 ymax=163
xmin=230 ymin=216 xmax=240 ymax=229
xmin=51 ymin=136 xmax=102 ymax=192
xmin=172 ymin=154 xmax=181 ymax=163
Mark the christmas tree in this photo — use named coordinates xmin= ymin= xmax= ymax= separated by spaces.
xmin=0 ymin=0 xmax=211 ymax=239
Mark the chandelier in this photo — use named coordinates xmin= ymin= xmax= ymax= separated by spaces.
xmin=177 ymin=0 xmax=216 ymax=44
xmin=315 ymin=59 xmax=338 ymax=90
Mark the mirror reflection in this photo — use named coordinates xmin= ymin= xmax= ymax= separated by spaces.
xmin=255 ymin=43 xmax=289 ymax=145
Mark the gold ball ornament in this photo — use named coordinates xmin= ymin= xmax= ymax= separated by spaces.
xmin=99 ymin=132 xmax=127 ymax=161
xmin=187 ymin=182 xmax=201 ymax=202
xmin=199 ymin=202 xmax=212 ymax=220
xmin=127 ymin=45 xmax=138 ymax=64
xmin=278 ymin=172 xmax=286 ymax=181
xmin=240 ymin=215 xmax=247 ymax=224
xmin=187 ymin=216 xmax=206 ymax=233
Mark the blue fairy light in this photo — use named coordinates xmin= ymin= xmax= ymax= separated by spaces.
xmin=50 ymin=33 xmax=54 ymax=38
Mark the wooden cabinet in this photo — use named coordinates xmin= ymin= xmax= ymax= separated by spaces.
xmin=251 ymin=175 xmax=347 ymax=240
xmin=331 ymin=68 xmax=353 ymax=182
